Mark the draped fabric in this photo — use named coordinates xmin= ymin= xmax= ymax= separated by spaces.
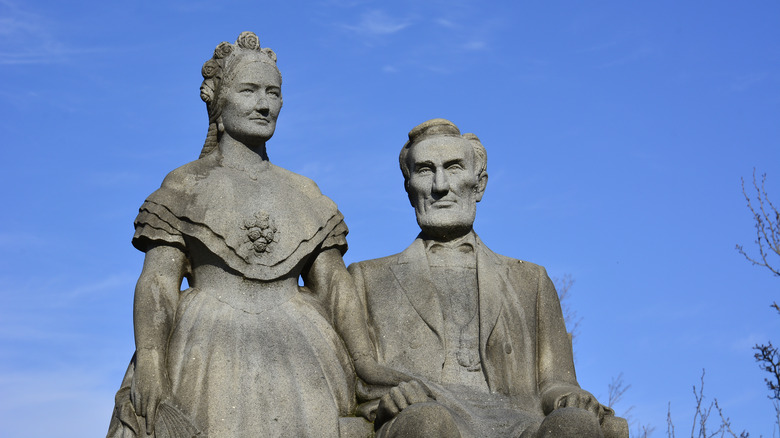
xmin=108 ymin=151 xmax=355 ymax=437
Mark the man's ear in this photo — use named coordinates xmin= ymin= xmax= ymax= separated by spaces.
xmin=475 ymin=171 xmax=488 ymax=202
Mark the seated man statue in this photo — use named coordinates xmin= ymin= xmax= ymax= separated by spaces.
xmin=348 ymin=119 xmax=627 ymax=438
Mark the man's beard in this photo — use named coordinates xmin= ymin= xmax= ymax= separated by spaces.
xmin=416 ymin=207 xmax=476 ymax=241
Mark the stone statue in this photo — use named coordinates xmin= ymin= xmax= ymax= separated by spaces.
xmin=347 ymin=119 xmax=629 ymax=437
xmin=107 ymin=32 xmax=414 ymax=438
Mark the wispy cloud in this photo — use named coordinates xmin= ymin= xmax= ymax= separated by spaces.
xmin=0 ymin=271 xmax=135 ymax=316
xmin=434 ymin=17 xmax=457 ymax=29
xmin=463 ymin=40 xmax=487 ymax=51
xmin=321 ymin=0 xmax=373 ymax=7
xmin=731 ymin=72 xmax=768 ymax=92
xmin=0 ymin=0 xmax=97 ymax=65
xmin=291 ymin=161 xmax=338 ymax=185
xmin=0 ymin=232 xmax=45 ymax=248
xmin=596 ymin=43 xmax=657 ymax=70
xmin=86 ymin=170 xmax=145 ymax=188
xmin=59 ymin=274 xmax=135 ymax=303
xmin=343 ymin=9 xmax=413 ymax=36
xmin=0 ymin=7 xmax=36 ymax=36
xmin=432 ymin=14 xmax=493 ymax=53
xmin=0 ymin=367 xmax=119 ymax=436
xmin=577 ymin=40 xmax=619 ymax=54
xmin=168 ymin=0 xmax=214 ymax=13
xmin=730 ymin=333 xmax=765 ymax=352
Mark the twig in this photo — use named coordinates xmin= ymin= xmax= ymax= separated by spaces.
xmin=737 ymin=170 xmax=780 ymax=277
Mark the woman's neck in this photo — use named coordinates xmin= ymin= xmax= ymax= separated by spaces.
xmin=219 ymin=134 xmax=269 ymax=165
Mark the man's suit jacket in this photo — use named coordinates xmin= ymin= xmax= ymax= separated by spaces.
xmin=348 ymin=234 xmax=583 ymax=415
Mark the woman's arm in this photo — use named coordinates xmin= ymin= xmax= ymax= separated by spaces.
xmin=131 ymin=243 xmax=187 ymax=434
xmin=303 ymin=248 xmax=416 ymax=386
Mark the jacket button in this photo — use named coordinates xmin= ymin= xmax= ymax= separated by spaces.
xmin=504 ymin=343 xmax=512 ymax=354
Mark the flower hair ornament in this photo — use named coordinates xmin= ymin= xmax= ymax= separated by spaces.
xmin=198 ymin=31 xmax=279 ymax=158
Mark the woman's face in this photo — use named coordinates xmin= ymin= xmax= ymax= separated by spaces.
xmin=219 ymin=60 xmax=282 ymax=146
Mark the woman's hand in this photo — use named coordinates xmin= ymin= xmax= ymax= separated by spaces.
xmin=130 ymin=350 xmax=171 ymax=434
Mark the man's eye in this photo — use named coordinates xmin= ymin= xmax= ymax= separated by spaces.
xmin=240 ymin=89 xmax=254 ymax=94
xmin=416 ymin=167 xmax=433 ymax=174
xmin=447 ymin=164 xmax=464 ymax=171
xmin=268 ymin=89 xmax=281 ymax=98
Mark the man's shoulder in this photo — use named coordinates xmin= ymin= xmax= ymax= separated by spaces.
xmin=497 ymin=252 xmax=544 ymax=272
xmin=481 ymin=245 xmax=554 ymax=297
xmin=347 ymin=252 xmax=406 ymax=299
xmin=478 ymin=238 xmax=547 ymax=275
xmin=349 ymin=238 xmax=425 ymax=271
xmin=347 ymin=251 xmax=402 ymax=273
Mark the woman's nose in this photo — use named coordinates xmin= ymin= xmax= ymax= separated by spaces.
xmin=254 ymin=95 xmax=270 ymax=112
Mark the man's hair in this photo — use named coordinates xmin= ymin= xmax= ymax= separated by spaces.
xmin=399 ymin=118 xmax=487 ymax=186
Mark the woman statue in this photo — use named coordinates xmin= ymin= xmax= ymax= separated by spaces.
xmin=107 ymin=31 xmax=413 ymax=437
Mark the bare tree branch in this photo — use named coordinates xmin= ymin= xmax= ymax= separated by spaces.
xmin=737 ymin=172 xmax=780 ymax=435
xmin=634 ymin=423 xmax=656 ymax=438
xmin=737 ymin=169 xmax=780 ymax=277
xmin=714 ymin=399 xmax=749 ymax=438
xmin=754 ymin=338 xmax=780 ymax=402
xmin=608 ymin=372 xmax=631 ymax=408
xmin=554 ymin=274 xmax=582 ymax=342
xmin=606 ymin=373 xmax=655 ymax=437
xmin=666 ymin=370 xmax=748 ymax=438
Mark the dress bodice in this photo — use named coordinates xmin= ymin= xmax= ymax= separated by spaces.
xmin=132 ymin=150 xmax=348 ymax=281
xmin=109 ymin=150 xmax=356 ymax=436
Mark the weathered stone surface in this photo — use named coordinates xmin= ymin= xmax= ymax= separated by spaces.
xmin=106 ymin=32 xmax=384 ymax=438
xmin=106 ymin=32 xmax=625 ymax=438
xmin=347 ymin=118 xmax=629 ymax=437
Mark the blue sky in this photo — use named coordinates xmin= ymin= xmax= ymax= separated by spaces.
xmin=1 ymin=1 xmax=779 ymax=436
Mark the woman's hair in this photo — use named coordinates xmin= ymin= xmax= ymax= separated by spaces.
xmin=198 ymin=31 xmax=281 ymax=158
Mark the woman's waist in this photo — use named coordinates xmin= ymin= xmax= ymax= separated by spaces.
xmin=189 ymin=265 xmax=300 ymax=312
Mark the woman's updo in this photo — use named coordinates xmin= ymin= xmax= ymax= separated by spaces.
xmin=198 ymin=31 xmax=281 ymax=158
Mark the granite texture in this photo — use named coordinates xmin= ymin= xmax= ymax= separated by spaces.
xmin=106 ymin=32 xmax=388 ymax=438
xmin=348 ymin=118 xmax=628 ymax=438
xmin=106 ymin=33 xmax=626 ymax=437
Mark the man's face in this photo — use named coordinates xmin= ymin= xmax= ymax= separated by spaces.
xmin=407 ymin=136 xmax=485 ymax=239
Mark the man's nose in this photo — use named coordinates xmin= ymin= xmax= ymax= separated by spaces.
xmin=432 ymin=169 xmax=449 ymax=194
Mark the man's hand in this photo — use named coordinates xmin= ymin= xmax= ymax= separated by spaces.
xmin=554 ymin=389 xmax=606 ymax=422
xmin=130 ymin=351 xmax=171 ymax=434
xmin=375 ymin=381 xmax=432 ymax=427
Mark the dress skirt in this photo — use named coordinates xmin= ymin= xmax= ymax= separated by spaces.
xmin=164 ymin=285 xmax=356 ymax=437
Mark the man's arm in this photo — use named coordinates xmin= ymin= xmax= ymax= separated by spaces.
xmin=535 ymin=266 xmax=604 ymax=419
xmin=345 ymin=260 xmax=434 ymax=427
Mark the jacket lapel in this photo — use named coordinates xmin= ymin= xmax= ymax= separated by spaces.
xmin=476 ymin=236 xmax=506 ymax=357
xmin=390 ymin=238 xmax=444 ymax=341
